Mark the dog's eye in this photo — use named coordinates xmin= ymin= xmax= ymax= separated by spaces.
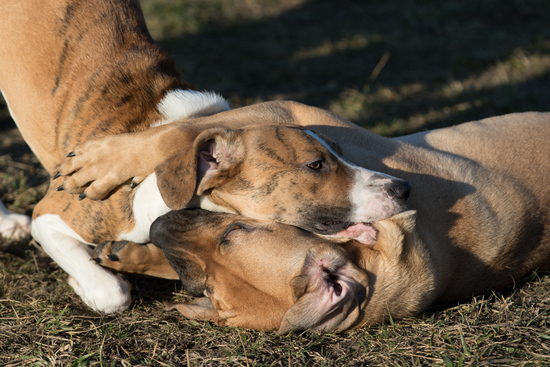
xmin=307 ymin=161 xmax=323 ymax=170
xmin=220 ymin=222 xmax=251 ymax=243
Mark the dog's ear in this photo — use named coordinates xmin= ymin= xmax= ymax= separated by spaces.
xmin=372 ymin=210 xmax=417 ymax=258
xmin=154 ymin=129 xmax=245 ymax=209
xmin=165 ymin=297 xmax=225 ymax=325
xmin=277 ymin=245 xmax=369 ymax=334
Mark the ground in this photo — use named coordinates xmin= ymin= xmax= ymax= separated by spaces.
xmin=1 ymin=0 xmax=549 ymax=365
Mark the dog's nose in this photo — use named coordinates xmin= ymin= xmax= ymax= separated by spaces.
xmin=386 ymin=180 xmax=411 ymax=201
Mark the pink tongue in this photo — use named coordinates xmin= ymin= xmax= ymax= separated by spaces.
xmin=333 ymin=223 xmax=377 ymax=245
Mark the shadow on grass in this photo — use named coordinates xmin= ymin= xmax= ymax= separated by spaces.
xmin=151 ymin=0 xmax=550 ymax=134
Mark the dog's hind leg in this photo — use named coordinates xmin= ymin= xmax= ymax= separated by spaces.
xmin=31 ymin=214 xmax=132 ymax=313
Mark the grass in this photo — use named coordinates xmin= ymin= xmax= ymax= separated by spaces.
xmin=1 ymin=0 xmax=550 ymax=365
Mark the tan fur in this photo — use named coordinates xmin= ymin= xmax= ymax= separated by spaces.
xmin=91 ymin=109 xmax=550 ymax=331
xmin=0 ymin=0 xmax=191 ymax=242
xmin=1 ymin=0 xmax=406 ymax=246
xmin=4 ymin=0 xmax=549 ymax=323
xmin=1 ymin=0 xmax=408 ymax=312
xmin=93 ymin=241 xmax=179 ymax=280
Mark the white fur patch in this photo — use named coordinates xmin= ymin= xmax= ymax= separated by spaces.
xmin=31 ymin=214 xmax=132 ymax=314
xmin=304 ymin=130 xmax=403 ymax=223
xmin=0 ymin=199 xmax=31 ymax=240
xmin=121 ymin=174 xmax=234 ymax=243
xmin=152 ymin=89 xmax=230 ymax=128
xmin=349 ymin=169 xmax=396 ymax=223
xmin=121 ymin=173 xmax=170 ymax=243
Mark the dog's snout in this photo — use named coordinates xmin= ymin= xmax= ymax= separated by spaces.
xmin=386 ymin=180 xmax=411 ymax=201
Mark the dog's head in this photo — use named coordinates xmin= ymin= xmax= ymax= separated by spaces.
xmin=154 ymin=120 xmax=410 ymax=244
xmin=150 ymin=208 xmax=434 ymax=332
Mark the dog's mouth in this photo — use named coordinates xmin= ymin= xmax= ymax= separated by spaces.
xmin=315 ymin=221 xmax=378 ymax=246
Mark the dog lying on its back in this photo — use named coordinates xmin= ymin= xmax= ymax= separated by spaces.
xmin=66 ymin=109 xmax=550 ymax=332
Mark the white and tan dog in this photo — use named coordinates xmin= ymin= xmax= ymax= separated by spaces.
xmin=68 ymin=107 xmax=550 ymax=332
xmin=0 ymin=0 xmax=409 ymax=313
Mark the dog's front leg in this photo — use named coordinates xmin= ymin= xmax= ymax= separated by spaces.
xmin=56 ymin=123 xmax=190 ymax=200
xmin=31 ymin=214 xmax=132 ymax=313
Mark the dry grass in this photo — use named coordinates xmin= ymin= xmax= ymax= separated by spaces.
xmin=1 ymin=0 xmax=550 ymax=365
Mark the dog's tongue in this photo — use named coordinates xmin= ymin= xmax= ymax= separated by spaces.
xmin=333 ymin=223 xmax=378 ymax=245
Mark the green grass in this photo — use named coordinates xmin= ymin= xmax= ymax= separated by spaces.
xmin=2 ymin=0 xmax=550 ymax=365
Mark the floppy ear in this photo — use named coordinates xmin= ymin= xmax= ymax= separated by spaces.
xmin=277 ymin=245 xmax=369 ymax=334
xmin=372 ymin=210 xmax=418 ymax=258
xmin=154 ymin=128 xmax=245 ymax=209
xmin=165 ymin=297 xmax=224 ymax=325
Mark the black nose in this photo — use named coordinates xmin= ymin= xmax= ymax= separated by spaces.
xmin=386 ymin=180 xmax=411 ymax=201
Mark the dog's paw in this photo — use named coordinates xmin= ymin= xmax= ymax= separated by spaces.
xmin=93 ymin=240 xmax=178 ymax=279
xmin=93 ymin=240 xmax=133 ymax=270
xmin=67 ymin=274 xmax=132 ymax=314
xmin=0 ymin=211 xmax=31 ymax=240
xmin=54 ymin=134 xmax=148 ymax=200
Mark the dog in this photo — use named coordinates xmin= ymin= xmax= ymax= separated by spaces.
xmin=0 ymin=200 xmax=31 ymax=240
xmin=76 ymin=110 xmax=550 ymax=332
xmin=0 ymin=0 xmax=409 ymax=313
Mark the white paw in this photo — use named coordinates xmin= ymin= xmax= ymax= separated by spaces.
xmin=0 ymin=212 xmax=31 ymax=240
xmin=67 ymin=274 xmax=133 ymax=314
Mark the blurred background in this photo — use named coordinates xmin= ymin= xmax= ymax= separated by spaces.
xmin=2 ymin=0 xmax=550 ymax=211
xmin=141 ymin=0 xmax=550 ymax=136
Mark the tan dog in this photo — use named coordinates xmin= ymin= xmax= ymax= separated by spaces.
xmin=79 ymin=111 xmax=550 ymax=332
xmin=0 ymin=0 xmax=408 ymax=313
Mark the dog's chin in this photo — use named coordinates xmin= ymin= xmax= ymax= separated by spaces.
xmin=327 ymin=222 xmax=378 ymax=245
